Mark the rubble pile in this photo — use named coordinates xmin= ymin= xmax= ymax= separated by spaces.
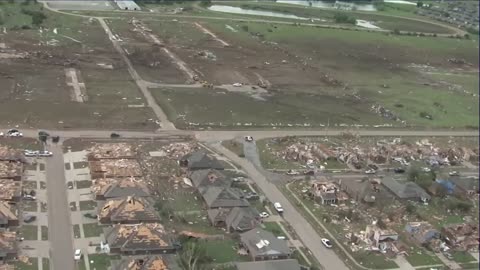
xmin=88 ymin=143 xmax=136 ymax=160
xmin=371 ymin=104 xmax=401 ymax=121
xmin=160 ymin=142 xmax=198 ymax=159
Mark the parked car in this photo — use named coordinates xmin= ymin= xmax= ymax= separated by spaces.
xmin=24 ymin=150 xmax=39 ymax=157
xmin=286 ymin=169 xmax=300 ymax=175
xmin=448 ymin=171 xmax=460 ymax=176
xmin=74 ymin=249 xmax=82 ymax=260
xmin=24 ymin=215 xmax=36 ymax=223
xmin=244 ymin=136 xmax=254 ymax=142
xmin=368 ymin=164 xmax=379 ymax=170
xmin=365 ymin=169 xmax=376 ymax=174
xmin=110 ymin=133 xmax=120 ymax=138
xmin=7 ymin=132 xmax=23 ymax=137
xmin=321 ymin=238 xmax=333 ymax=248
xmin=276 ymin=236 xmax=286 ymax=240
xmin=273 ymin=202 xmax=284 ymax=214
xmin=23 ymin=195 xmax=36 ymax=201
xmin=394 ymin=167 xmax=405 ymax=173
xmin=38 ymin=151 xmax=53 ymax=157
xmin=259 ymin=212 xmax=270 ymax=218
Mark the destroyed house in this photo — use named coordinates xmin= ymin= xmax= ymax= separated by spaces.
xmin=104 ymin=224 xmax=176 ymax=255
xmin=92 ymin=178 xmax=150 ymax=200
xmin=0 ymin=146 xmax=23 ymax=162
xmin=0 ymin=231 xmax=16 ymax=261
xmin=180 ymin=151 xmax=224 ymax=171
xmin=0 ymin=202 xmax=18 ymax=228
xmin=0 ymin=162 xmax=22 ymax=181
xmin=113 ymin=255 xmax=175 ymax=270
xmin=382 ymin=177 xmax=431 ymax=201
xmin=98 ymin=196 xmax=160 ymax=224
xmin=338 ymin=178 xmax=391 ymax=204
xmin=311 ymin=181 xmax=340 ymax=205
xmin=441 ymin=223 xmax=479 ymax=251
xmin=189 ymin=169 xmax=232 ymax=189
xmin=365 ymin=225 xmax=399 ymax=249
xmin=0 ymin=180 xmax=21 ymax=202
xmin=88 ymin=143 xmax=136 ymax=160
xmin=405 ymin=222 xmax=439 ymax=245
xmin=199 ymin=186 xmax=249 ymax=209
xmin=89 ymin=159 xmax=142 ymax=179
xmin=235 ymin=259 xmax=302 ymax=270
xmin=240 ymin=228 xmax=291 ymax=261
xmin=208 ymin=207 xmax=259 ymax=232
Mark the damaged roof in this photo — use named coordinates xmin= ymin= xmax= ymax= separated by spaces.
xmin=235 ymin=259 xmax=302 ymax=270
xmin=89 ymin=159 xmax=143 ymax=178
xmin=181 ymin=151 xmax=224 ymax=170
xmin=226 ymin=207 xmax=259 ymax=231
xmin=189 ymin=169 xmax=232 ymax=189
xmin=0 ymin=179 xmax=21 ymax=201
xmin=0 ymin=231 xmax=16 ymax=256
xmin=0 ymin=202 xmax=17 ymax=225
xmin=199 ymin=186 xmax=249 ymax=209
xmin=0 ymin=161 xmax=22 ymax=179
xmin=88 ymin=143 xmax=136 ymax=160
xmin=93 ymin=178 xmax=150 ymax=199
xmin=382 ymin=177 xmax=431 ymax=200
xmin=240 ymin=228 xmax=290 ymax=258
xmin=0 ymin=146 xmax=23 ymax=162
xmin=114 ymin=255 xmax=176 ymax=270
xmin=104 ymin=223 xmax=174 ymax=252
xmin=99 ymin=197 xmax=159 ymax=224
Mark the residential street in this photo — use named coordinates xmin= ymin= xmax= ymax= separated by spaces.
xmin=212 ymin=143 xmax=350 ymax=270
xmin=45 ymin=143 xmax=76 ymax=270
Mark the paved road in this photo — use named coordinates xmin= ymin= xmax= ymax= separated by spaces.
xmin=45 ymin=143 xmax=75 ymax=270
xmin=212 ymin=142 xmax=349 ymax=270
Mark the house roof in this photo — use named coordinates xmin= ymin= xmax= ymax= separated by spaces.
xmin=338 ymin=178 xmax=392 ymax=203
xmin=88 ymin=143 xmax=136 ymax=160
xmin=200 ymin=186 xmax=249 ymax=208
xmin=95 ymin=178 xmax=150 ymax=199
xmin=235 ymin=259 xmax=301 ymax=270
xmin=114 ymin=255 xmax=174 ymax=270
xmin=0 ymin=146 xmax=23 ymax=162
xmin=0 ymin=161 xmax=22 ymax=179
xmin=189 ymin=169 xmax=231 ymax=189
xmin=382 ymin=177 xmax=431 ymax=200
xmin=240 ymin=228 xmax=290 ymax=258
xmin=99 ymin=197 xmax=159 ymax=223
xmin=89 ymin=159 xmax=142 ymax=178
xmin=0 ymin=179 xmax=21 ymax=201
xmin=181 ymin=151 xmax=223 ymax=170
xmin=0 ymin=202 xmax=17 ymax=225
xmin=104 ymin=223 xmax=173 ymax=251
xmin=0 ymin=231 xmax=16 ymax=256
xmin=226 ymin=207 xmax=259 ymax=231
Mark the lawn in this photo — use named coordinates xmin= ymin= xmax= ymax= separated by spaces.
xmin=42 ymin=258 xmax=50 ymax=270
xmin=19 ymin=225 xmax=38 ymax=241
xmin=22 ymin=181 xmax=37 ymax=190
xmin=73 ymin=224 xmax=81 ymax=238
xmin=22 ymin=201 xmax=37 ymax=212
xmin=262 ymin=222 xmax=286 ymax=238
xmin=353 ymin=252 xmax=399 ymax=269
xmin=222 ymin=140 xmax=244 ymax=157
xmin=41 ymin=225 xmax=48 ymax=240
xmin=256 ymin=140 xmax=303 ymax=170
xmin=75 ymin=180 xmax=92 ymax=189
xmin=79 ymin=200 xmax=97 ymax=211
xmin=460 ymin=262 xmax=479 ymax=269
xmin=202 ymin=239 xmax=247 ymax=264
xmin=14 ymin=257 xmax=38 ymax=270
xmin=451 ymin=251 xmax=476 ymax=263
xmin=86 ymin=254 xmax=121 ymax=270
xmin=405 ymin=250 xmax=443 ymax=266
xmin=83 ymin=223 xmax=104 ymax=238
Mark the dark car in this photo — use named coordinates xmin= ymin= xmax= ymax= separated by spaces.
xmin=394 ymin=167 xmax=405 ymax=173
xmin=110 ymin=133 xmax=121 ymax=138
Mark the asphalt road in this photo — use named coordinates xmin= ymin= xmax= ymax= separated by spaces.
xmin=45 ymin=143 xmax=75 ymax=270
xmin=213 ymin=143 xmax=350 ymax=270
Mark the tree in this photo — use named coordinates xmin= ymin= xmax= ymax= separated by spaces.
xmin=333 ymin=13 xmax=356 ymax=24
xmin=416 ymin=1 xmax=423 ymax=7
xmin=177 ymin=241 xmax=208 ymax=270
xmin=406 ymin=203 xmax=416 ymax=214
xmin=199 ymin=0 xmax=211 ymax=7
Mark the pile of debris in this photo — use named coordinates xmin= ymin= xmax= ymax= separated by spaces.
xmin=196 ymin=50 xmax=216 ymax=61
xmin=88 ymin=143 xmax=136 ymax=160
xmin=160 ymin=142 xmax=198 ymax=160
xmin=371 ymin=104 xmax=401 ymax=121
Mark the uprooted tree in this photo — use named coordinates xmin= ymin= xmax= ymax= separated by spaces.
xmin=177 ymin=240 xmax=209 ymax=270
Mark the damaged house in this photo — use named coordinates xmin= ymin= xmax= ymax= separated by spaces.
xmin=189 ymin=169 xmax=232 ymax=189
xmin=405 ymin=222 xmax=439 ymax=246
xmin=338 ymin=178 xmax=392 ymax=204
xmin=310 ymin=179 xmax=347 ymax=205
xmin=180 ymin=151 xmax=224 ymax=171
xmin=381 ymin=177 xmax=431 ymax=202
xmin=0 ymin=161 xmax=22 ymax=181
xmin=92 ymin=178 xmax=150 ymax=200
xmin=0 ymin=231 xmax=16 ymax=261
xmin=0 ymin=202 xmax=18 ymax=228
xmin=364 ymin=224 xmax=399 ymax=253
xmin=0 ymin=146 xmax=24 ymax=163
xmin=89 ymin=159 xmax=143 ymax=179
xmin=112 ymin=255 xmax=177 ymax=270
xmin=441 ymin=223 xmax=479 ymax=251
xmin=98 ymin=196 xmax=160 ymax=224
xmin=0 ymin=180 xmax=21 ymax=202
xmin=199 ymin=186 xmax=249 ymax=209
xmin=104 ymin=223 xmax=176 ymax=255
xmin=208 ymin=207 xmax=259 ymax=232
xmin=240 ymin=228 xmax=291 ymax=261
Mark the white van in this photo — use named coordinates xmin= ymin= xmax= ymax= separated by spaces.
xmin=273 ymin=202 xmax=284 ymax=214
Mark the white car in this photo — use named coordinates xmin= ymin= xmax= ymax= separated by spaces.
xmin=273 ymin=202 xmax=284 ymax=214
xmin=448 ymin=171 xmax=460 ymax=176
xmin=233 ymin=83 xmax=242 ymax=87
xmin=23 ymin=195 xmax=36 ymax=201
xmin=365 ymin=169 xmax=376 ymax=174
xmin=7 ymin=132 xmax=23 ymax=137
xmin=321 ymin=238 xmax=332 ymax=248
xmin=74 ymin=249 xmax=82 ymax=260
xmin=259 ymin=212 xmax=270 ymax=218
xmin=286 ymin=170 xmax=299 ymax=175
xmin=24 ymin=150 xmax=39 ymax=157
xmin=38 ymin=151 xmax=53 ymax=157
xmin=245 ymin=136 xmax=254 ymax=142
